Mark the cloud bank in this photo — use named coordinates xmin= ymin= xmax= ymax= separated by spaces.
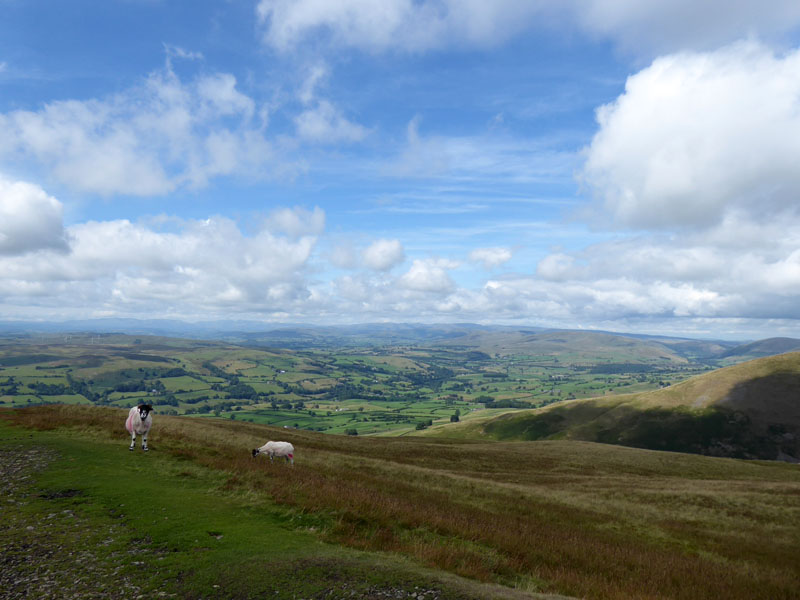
xmin=257 ymin=0 xmax=800 ymax=54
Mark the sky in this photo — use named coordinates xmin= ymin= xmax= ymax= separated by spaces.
xmin=1 ymin=1 xmax=800 ymax=340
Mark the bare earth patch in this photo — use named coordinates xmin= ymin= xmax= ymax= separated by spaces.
xmin=0 ymin=444 xmax=172 ymax=600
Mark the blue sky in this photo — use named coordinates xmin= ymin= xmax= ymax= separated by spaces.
xmin=2 ymin=1 xmax=800 ymax=340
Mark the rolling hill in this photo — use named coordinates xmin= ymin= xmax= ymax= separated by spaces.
xmin=448 ymin=352 xmax=800 ymax=462
xmin=719 ymin=337 xmax=800 ymax=362
xmin=1 ymin=319 xmax=744 ymax=363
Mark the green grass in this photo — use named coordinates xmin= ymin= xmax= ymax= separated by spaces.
xmin=3 ymin=405 xmax=799 ymax=600
xmin=0 ymin=414 xmax=532 ymax=600
xmin=160 ymin=375 xmax=211 ymax=392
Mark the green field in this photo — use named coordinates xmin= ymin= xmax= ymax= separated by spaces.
xmin=0 ymin=334 xmax=711 ymax=437
xmin=1 ymin=413 xmax=529 ymax=600
xmin=3 ymin=405 xmax=798 ymax=600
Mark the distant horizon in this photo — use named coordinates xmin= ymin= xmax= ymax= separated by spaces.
xmin=2 ymin=2 xmax=800 ymax=341
xmin=0 ymin=316 xmax=785 ymax=344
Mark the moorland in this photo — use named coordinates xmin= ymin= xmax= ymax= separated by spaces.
xmin=2 ymin=404 xmax=799 ymax=600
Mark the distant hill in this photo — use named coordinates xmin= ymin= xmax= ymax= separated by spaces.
xmin=461 ymin=352 xmax=800 ymax=462
xmin=719 ymin=337 xmax=800 ymax=361
xmin=14 ymin=318 xmax=800 ymax=366
xmin=429 ymin=329 xmax=711 ymax=365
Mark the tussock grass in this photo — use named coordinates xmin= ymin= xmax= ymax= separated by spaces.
xmin=3 ymin=404 xmax=800 ymax=600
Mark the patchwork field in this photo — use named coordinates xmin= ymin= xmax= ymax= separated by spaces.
xmin=0 ymin=333 xmax=710 ymax=436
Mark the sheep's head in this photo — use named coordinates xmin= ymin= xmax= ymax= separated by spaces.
xmin=137 ymin=404 xmax=153 ymax=420
xmin=251 ymin=448 xmax=260 ymax=458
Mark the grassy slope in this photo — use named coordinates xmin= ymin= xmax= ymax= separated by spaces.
xmin=451 ymin=352 xmax=800 ymax=460
xmin=0 ymin=413 xmax=543 ymax=600
xmin=3 ymin=405 xmax=800 ymax=600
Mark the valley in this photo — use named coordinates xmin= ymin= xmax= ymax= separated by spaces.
xmin=0 ymin=327 xmax=723 ymax=436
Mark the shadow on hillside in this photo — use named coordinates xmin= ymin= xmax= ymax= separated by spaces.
xmin=485 ymin=373 xmax=800 ymax=462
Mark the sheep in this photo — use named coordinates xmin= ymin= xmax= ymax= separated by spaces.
xmin=252 ymin=441 xmax=294 ymax=465
xmin=126 ymin=404 xmax=153 ymax=452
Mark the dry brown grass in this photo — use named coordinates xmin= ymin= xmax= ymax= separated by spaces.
xmin=3 ymin=404 xmax=799 ymax=600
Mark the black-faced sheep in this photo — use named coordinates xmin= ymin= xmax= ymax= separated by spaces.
xmin=252 ymin=441 xmax=294 ymax=465
xmin=126 ymin=404 xmax=153 ymax=451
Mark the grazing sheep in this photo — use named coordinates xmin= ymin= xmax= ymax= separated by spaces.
xmin=126 ymin=404 xmax=153 ymax=452
xmin=252 ymin=441 xmax=294 ymax=465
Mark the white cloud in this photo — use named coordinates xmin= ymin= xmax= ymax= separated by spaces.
xmin=0 ymin=208 xmax=325 ymax=318
xmin=0 ymin=62 xmax=274 ymax=196
xmin=528 ymin=210 xmax=800 ymax=323
xmin=575 ymin=0 xmax=800 ymax=55
xmin=265 ymin=206 xmax=325 ymax=238
xmin=298 ymin=63 xmax=329 ymax=105
xmin=469 ymin=247 xmax=512 ymax=269
xmin=257 ymin=0 xmax=800 ymax=55
xmin=398 ymin=258 xmax=458 ymax=293
xmin=581 ymin=42 xmax=800 ymax=229
xmin=294 ymin=99 xmax=369 ymax=144
xmin=0 ymin=174 xmax=69 ymax=255
xmin=362 ymin=238 xmax=405 ymax=271
xmin=328 ymin=242 xmax=358 ymax=269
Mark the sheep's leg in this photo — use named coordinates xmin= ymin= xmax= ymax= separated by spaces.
xmin=129 ymin=431 xmax=136 ymax=451
xmin=142 ymin=433 xmax=148 ymax=452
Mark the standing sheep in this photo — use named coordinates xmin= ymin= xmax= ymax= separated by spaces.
xmin=252 ymin=441 xmax=294 ymax=465
xmin=126 ymin=404 xmax=153 ymax=452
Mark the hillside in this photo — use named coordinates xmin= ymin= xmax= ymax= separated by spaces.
xmin=720 ymin=337 xmax=800 ymax=362
xmin=2 ymin=405 xmax=799 ymax=600
xmin=457 ymin=352 xmax=800 ymax=461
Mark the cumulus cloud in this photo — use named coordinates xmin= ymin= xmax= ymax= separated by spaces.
xmin=265 ymin=206 xmax=325 ymax=238
xmin=362 ymin=239 xmax=405 ymax=271
xmin=529 ymin=208 xmax=800 ymax=323
xmin=0 ymin=61 xmax=274 ymax=196
xmin=0 ymin=207 xmax=325 ymax=318
xmin=398 ymin=258 xmax=458 ymax=293
xmin=257 ymin=0 xmax=800 ymax=55
xmin=469 ymin=247 xmax=512 ymax=269
xmin=328 ymin=242 xmax=358 ymax=269
xmin=582 ymin=42 xmax=800 ymax=229
xmin=0 ymin=174 xmax=69 ymax=255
